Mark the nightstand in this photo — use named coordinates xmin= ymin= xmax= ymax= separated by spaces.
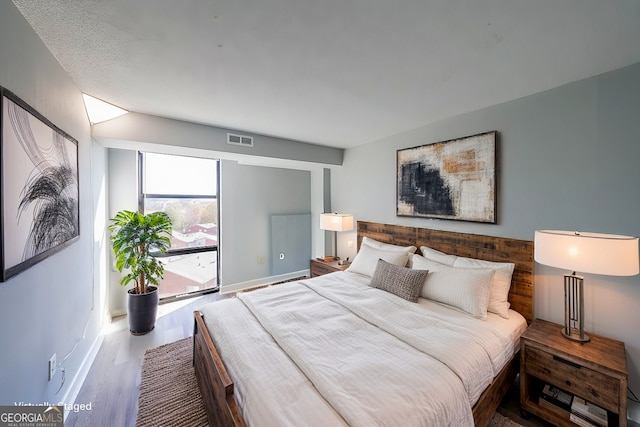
xmin=520 ymin=319 xmax=628 ymax=427
xmin=310 ymin=258 xmax=349 ymax=277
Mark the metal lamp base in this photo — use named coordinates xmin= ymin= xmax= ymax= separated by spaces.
xmin=561 ymin=328 xmax=590 ymax=343
xmin=562 ymin=273 xmax=590 ymax=343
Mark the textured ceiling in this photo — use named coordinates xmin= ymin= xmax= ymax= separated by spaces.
xmin=12 ymin=0 xmax=640 ymax=148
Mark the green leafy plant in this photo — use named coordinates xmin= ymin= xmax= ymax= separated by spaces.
xmin=108 ymin=210 xmax=173 ymax=295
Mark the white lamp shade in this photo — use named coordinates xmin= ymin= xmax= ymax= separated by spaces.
xmin=320 ymin=213 xmax=354 ymax=232
xmin=534 ymin=230 xmax=639 ymax=276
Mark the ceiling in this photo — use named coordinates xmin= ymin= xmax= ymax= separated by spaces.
xmin=12 ymin=0 xmax=640 ymax=149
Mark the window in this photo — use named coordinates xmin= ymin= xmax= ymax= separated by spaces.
xmin=139 ymin=152 xmax=219 ymax=300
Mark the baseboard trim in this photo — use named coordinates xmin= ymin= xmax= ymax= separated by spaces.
xmin=58 ymin=332 xmax=103 ymax=419
xmin=220 ymin=269 xmax=310 ymax=294
xmin=108 ymin=308 xmax=126 ymax=320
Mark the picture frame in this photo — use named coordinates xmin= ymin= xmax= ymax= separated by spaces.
xmin=397 ymin=131 xmax=497 ymax=223
xmin=1 ymin=87 xmax=79 ymax=282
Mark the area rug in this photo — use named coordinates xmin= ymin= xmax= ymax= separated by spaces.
xmin=136 ymin=337 xmax=207 ymax=427
xmin=136 ymin=337 xmax=524 ymax=427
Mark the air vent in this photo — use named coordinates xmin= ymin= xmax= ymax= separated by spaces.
xmin=227 ymin=133 xmax=254 ymax=147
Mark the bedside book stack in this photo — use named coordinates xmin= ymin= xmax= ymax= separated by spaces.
xmin=538 ymin=384 xmax=572 ymax=418
xmin=569 ymin=397 xmax=608 ymax=427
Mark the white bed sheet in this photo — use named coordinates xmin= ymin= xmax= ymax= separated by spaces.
xmin=199 ymin=271 xmax=527 ymax=427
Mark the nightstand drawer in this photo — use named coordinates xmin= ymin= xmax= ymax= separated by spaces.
xmin=524 ymin=346 xmax=619 ymax=413
xmin=310 ymin=259 xmax=348 ymax=277
xmin=311 ymin=261 xmax=334 ymax=277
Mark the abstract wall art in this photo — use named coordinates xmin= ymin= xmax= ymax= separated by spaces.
xmin=397 ymin=131 xmax=496 ymax=223
xmin=1 ymin=88 xmax=79 ymax=281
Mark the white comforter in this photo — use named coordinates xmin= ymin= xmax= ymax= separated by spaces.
xmin=199 ymin=271 xmax=526 ymax=427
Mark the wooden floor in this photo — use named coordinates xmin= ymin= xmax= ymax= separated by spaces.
xmin=64 ymin=289 xmax=550 ymax=427
xmin=64 ymin=291 xmax=227 ymax=427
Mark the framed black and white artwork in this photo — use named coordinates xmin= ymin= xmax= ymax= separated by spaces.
xmin=1 ymin=87 xmax=79 ymax=282
xmin=397 ymin=131 xmax=497 ymax=223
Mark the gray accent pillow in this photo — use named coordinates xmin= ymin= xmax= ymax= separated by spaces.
xmin=370 ymin=259 xmax=429 ymax=303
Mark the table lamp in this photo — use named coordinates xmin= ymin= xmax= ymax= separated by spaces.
xmin=320 ymin=213 xmax=354 ymax=261
xmin=534 ymin=230 xmax=639 ymax=342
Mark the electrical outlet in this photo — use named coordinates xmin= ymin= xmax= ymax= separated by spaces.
xmin=257 ymin=256 xmax=264 ymax=264
xmin=48 ymin=354 xmax=56 ymax=381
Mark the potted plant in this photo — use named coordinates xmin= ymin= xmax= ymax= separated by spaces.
xmin=109 ymin=210 xmax=173 ymax=335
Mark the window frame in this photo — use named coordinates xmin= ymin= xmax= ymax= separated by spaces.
xmin=137 ymin=151 xmax=220 ymax=298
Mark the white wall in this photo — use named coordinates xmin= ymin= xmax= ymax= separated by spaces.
xmin=332 ymin=62 xmax=640 ymax=422
xmin=106 ymin=149 xmax=139 ymax=315
xmin=311 ymin=168 xmax=329 ymax=258
xmin=0 ymin=1 xmax=105 ymax=409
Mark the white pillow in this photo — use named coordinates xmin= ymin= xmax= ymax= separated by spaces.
xmin=363 ymin=236 xmax=417 ymax=254
xmin=347 ymin=244 xmax=410 ymax=278
xmin=453 ymin=257 xmax=515 ymax=319
xmin=412 ymin=256 xmax=494 ymax=319
xmin=420 ymin=245 xmax=457 ymax=266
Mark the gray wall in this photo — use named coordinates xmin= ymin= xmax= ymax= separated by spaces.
xmin=220 ymin=161 xmax=311 ymax=289
xmin=5 ymin=0 xmax=638 ymax=417
xmin=0 ymin=1 xmax=105 ymax=408
xmin=95 ymin=108 xmax=334 ymax=296
xmin=106 ymin=150 xmax=312 ymax=299
xmin=271 ymin=214 xmax=312 ymax=276
xmin=332 ymin=62 xmax=640 ymax=421
xmin=93 ymin=112 xmax=343 ymax=166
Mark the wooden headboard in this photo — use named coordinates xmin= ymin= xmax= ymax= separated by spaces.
xmin=357 ymin=221 xmax=534 ymax=324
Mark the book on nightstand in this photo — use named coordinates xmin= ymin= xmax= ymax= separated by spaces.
xmin=538 ymin=384 xmax=573 ymax=418
xmin=570 ymin=397 xmax=608 ymax=427
xmin=569 ymin=412 xmax=601 ymax=427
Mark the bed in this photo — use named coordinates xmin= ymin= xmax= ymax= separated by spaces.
xmin=193 ymin=221 xmax=534 ymax=426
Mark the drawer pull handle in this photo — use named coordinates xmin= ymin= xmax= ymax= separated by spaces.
xmin=553 ymin=355 xmax=581 ymax=369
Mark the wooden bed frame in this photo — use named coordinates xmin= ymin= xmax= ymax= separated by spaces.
xmin=193 ymin=221 xmax=534 ymax=427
